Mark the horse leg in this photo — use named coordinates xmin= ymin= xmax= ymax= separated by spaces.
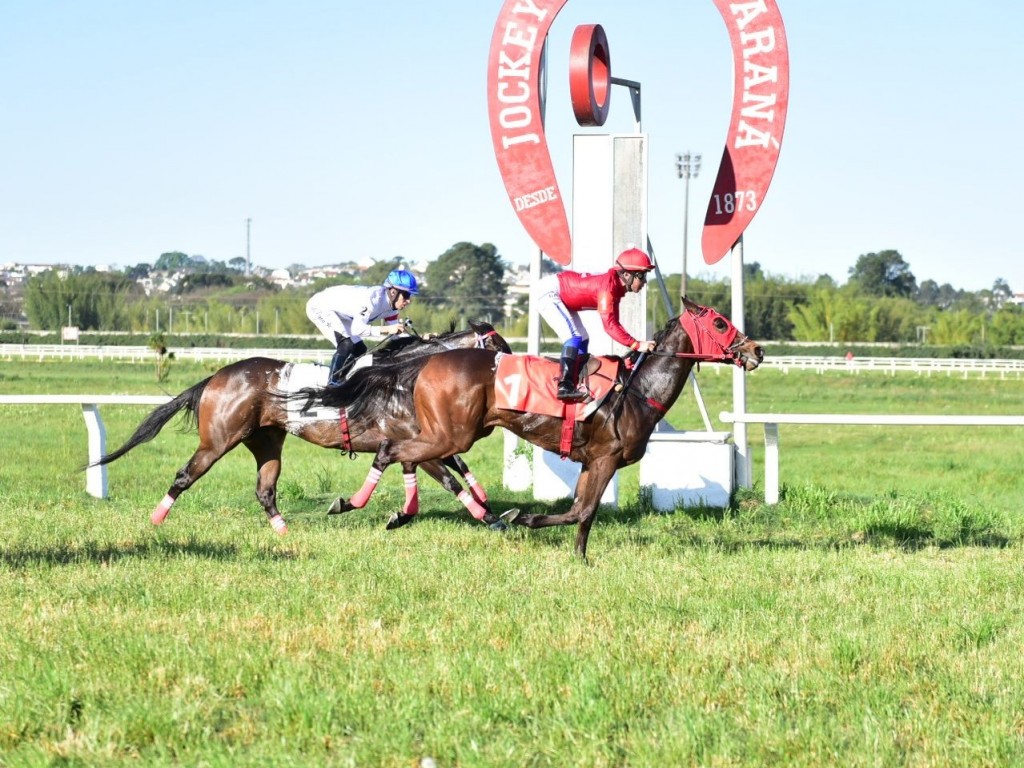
xmin=505 ymin=457 xmax=617 ymax=560
xmin=420 ymin=457 xmax=505 ymax=528
xmin=385 ymin=460 xmax=503 ymax=531
xmin=374 ymin=435 xmax=506 ymax=528
xmin=243 ymin=429 xmax=288 ymax=536
xmin=328 ymin=441 xmax=392 ymax=515
xmin=383 ymin=462 xmax=421 ymax=530
xmin=443 ymin=455 xmax=488 ymax=504
xmin=152 ymin=444 xmax=229 ymax=526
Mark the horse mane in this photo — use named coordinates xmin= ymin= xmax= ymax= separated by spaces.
xmin=318 ymin=355 xmax=431 ymax=421
xmin=652 ymin=315 xmax=681 ymax=346
xmin=371 ymin=320 xmax=458 ymax=362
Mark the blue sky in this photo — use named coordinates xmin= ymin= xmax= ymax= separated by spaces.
xmin=2 ymin=1 xmax=1021 ymax=292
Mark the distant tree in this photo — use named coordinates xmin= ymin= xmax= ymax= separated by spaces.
xmin=990 ymin=278 xmax=1013 ymax=308
xmin=175 ymin=273 xmax=234 ymax=293
xmin=930 ymin=309 xmax=981 ymax=346
xmin=148 ymin=332 xmax=174 ymax=382
xmin=539 ymin=255 xmax=564 ymax=276
xmin=789 ymin=288 xmax=876 ymax=342
xmin=987 ymin=304 xmax=1024 ymax=345
xmin=361 ymin=257 xmax=405 ymax=286
xmin=813 ymin=274 xmax=837 ymax=289
xmin=743 ymin=261 xmax=766 ymax=282
xmin=424 ymin=242 xmax=507 ymax=322
xmin=154 ymin=251 xmax=192 ymax=272
xmin=848 ymin=250 xmax=917 ymax=298
xmin=917 ymin=279 xmax=967 ymax=310
xmin=24 ymin=270 xmax=139 ymax=330
xmin=124 ymin=263 xmax=151 ymax=281
xmin=228 ymin=257 xmax=247 ymax=272
xmin=917 ymin=279 xmax=941 ymax=307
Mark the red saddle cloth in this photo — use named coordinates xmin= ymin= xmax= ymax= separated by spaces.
xmin=493 ymin=353 xmax=619 ymax=421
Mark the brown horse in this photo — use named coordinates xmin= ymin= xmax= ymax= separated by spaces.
xmin=318 ymin=299 xmax=763 ymax=559
xmin=90 ymin=322 xmax=510 ymax=534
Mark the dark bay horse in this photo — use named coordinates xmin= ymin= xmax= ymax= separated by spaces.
xmin=317 ymin=299 xmax=763 ymax=559
xmin=90 ymin=322 xmax=510 ymax=534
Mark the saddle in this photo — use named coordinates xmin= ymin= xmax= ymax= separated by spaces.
xmin=493 ymin=353 xmax=623 ymax=421
xmin=578 ymin=353 xmax=604 ymax=381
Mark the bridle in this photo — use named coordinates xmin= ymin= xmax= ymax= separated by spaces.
xmin=611 ymin=304 xmax=749 ymax=416
xmin=473 ymin=329 xmax=499 ymax=349
xmin=397 ymin=322 xmax=500 ymax=352
xmin=655 ymin=305 xmax=746 ymax=367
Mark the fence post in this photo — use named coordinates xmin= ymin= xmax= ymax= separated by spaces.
xmin=81 ymin=404 xmax=108 ymax=498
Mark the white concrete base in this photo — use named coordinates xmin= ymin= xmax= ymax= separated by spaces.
xmin=639 ymin=429 xmax=734 ymax=510
xmin=502 ymin=430 xmax=532 ymax=492
xmin=532 ymin=444 xmax=618 ymax=504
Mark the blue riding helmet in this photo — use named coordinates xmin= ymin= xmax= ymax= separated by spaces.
xmin=384 ymin=269 xmax=419 ymax=295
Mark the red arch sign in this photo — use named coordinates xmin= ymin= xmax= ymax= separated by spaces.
xmin=486 ymin=0 xmax=789 ymax=268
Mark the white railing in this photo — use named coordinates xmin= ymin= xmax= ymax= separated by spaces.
xmin=0 ymin=344 xmax=330 ymax=364
xmin=718 ymin=410 xmax=1024 ymax=504
xmin=4 ymin=344 xmax=1022 ymax=377
xmin=0 ymin=394 xmax=171 ymax=498
xmin=760 ymin=356 xmax=1024 ymax=377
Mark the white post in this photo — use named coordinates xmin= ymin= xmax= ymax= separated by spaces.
xmin=82 ymin=404 xmax=109 ymax=498
xmin=731 ymin=236 xmax=752 ymax=488
xmin=763 ymin=423 xmax=780 ymax=503
xmin=504 ymin=247 xmax=544 ymax=490
xmin=527 ymin=248 xmax=542 ymax=356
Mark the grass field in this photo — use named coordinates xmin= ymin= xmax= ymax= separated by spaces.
xmin=1 ymin=357 xmax=1022 ymax=766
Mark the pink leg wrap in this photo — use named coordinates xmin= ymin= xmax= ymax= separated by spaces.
xmin=458 ymin=490 xmax=487 ymax=521
xmin=403 ymin=473 xmax=419 ymax=516
xmin=463 ymin=471 xmax=488 ymax=504
xmin=349 ymin=467 xmax=383 ymax=509
xmin=269 ymin=514 xmax=288 ymax=536
xmin=151 ymin=494 xmax=175 ymax=526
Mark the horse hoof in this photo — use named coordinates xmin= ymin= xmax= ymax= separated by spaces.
xmin=327 ymin=498 xmax=352 ymax=515
xmin=500 ymin=507 xmax=521 ymax=524
xmin=386 ymin=513 xmax=415 ymax=530
xmin=488 ymin=520 xmax=508 ymax=532
xmin=150 ymin=507 xmax=170 ymax=526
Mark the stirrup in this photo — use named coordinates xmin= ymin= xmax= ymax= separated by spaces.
xmin=557 ymin=384 xmax=587 ymax=403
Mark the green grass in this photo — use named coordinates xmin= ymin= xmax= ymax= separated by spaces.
xmin=1 ymin=359 xmax=1023 ymax=765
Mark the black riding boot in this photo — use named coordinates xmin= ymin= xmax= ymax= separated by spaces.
xmin=327 ymin=337 xmax=355 ymax=386
xmin=557 ymin=346 xmax=586 ymax=403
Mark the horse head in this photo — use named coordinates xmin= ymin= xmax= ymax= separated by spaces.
xmin=671 ymin=297 xmax=764 ymax=371
xmin=468 ymin=321 xmax=511 ymax=353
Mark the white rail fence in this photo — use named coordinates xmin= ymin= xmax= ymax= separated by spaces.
xmin=719 ymin=411 xmax=1024 ymax=504
xmin=0 ymin=344 xmax=330 ymax=364
xmin=762 ymin=356 xmax=1024 ymax=377
xmin=4 ymin=344 xmax=1023 ymax=377
xmin=0 ymin=395 xmax=171 ymax=498
xmin=6 ymin=392 xmax=1024 ymax=506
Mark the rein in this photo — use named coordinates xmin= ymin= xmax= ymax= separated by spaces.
xmin=612 ymin=308 xmax=745 ymax=414
xmin=474 ymin=329 xmax=498 ymax=348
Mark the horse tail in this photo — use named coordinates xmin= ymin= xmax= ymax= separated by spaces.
xmin=87 ymin=377 xmax=212 ymax=468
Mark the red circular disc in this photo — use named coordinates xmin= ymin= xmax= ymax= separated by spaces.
xmin=569 ymin=24 xmax=611 ymax=127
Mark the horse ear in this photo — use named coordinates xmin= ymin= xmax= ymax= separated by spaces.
xmin=681 ymin=296 xmax=697 ymax=313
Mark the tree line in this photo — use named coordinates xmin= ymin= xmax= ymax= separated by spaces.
xmin=9 ymin=246 xmax=1024 ymax=350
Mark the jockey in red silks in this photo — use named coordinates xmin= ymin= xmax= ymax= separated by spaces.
xmin=534 ymin=248 xmax=657 ymax=402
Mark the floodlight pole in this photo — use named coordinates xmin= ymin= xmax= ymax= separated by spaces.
xmin=675 ymin=151 xmax=701 ymax=306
